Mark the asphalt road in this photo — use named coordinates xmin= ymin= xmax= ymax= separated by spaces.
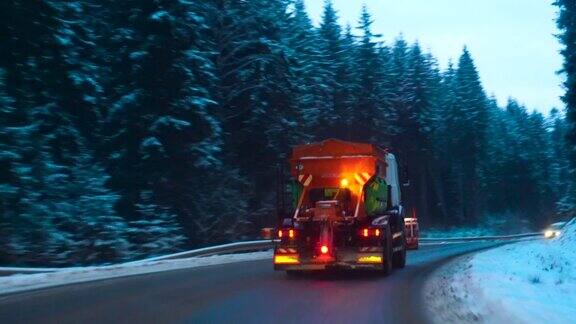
xmin=0 ymin=242 xmax=499 ymax=324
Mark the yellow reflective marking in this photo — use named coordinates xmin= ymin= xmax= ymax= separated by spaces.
xmin=357 ymin=255 xmax=383 ymax=263
xmin=274 ymin=255 xmax=300 ymax=264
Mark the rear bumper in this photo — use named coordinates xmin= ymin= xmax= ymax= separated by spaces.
xmin=275 ymin=262 xmax=384 ymax=271
xmin=274 ymin=248 xmax=385 ymax=271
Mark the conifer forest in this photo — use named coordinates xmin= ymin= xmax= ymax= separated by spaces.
xmin=1 ymin=0 xmax=575 ymax=266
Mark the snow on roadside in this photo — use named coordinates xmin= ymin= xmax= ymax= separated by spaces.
xmin=0 ymin=250 xmax=272 ymax=296
xmin=425 ymin=220 xmax=576 ymax=324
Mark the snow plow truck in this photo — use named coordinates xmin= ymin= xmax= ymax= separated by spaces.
xmin=274 ymin=139 xmax=407 ymax=275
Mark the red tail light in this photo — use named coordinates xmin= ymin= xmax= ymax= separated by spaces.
xmin=375 ymin=229 xmax=381 ymax=236
xmin=288 ymin=229 xmax=295 ymax=238
xmin=278 ymin=230 xmax=283 ymax=238
xmin=320 ymin=245 xmax=329 ymax=254
xmin=362 ymin=228 xmax=369 ymax=237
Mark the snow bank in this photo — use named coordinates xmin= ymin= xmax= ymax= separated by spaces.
xmin=425 ymin=220 xmax=576 ymax=323
xmin=0 ymin=251 xmax=272 ymax=296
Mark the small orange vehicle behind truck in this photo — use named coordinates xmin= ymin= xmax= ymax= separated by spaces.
xmin=274 ymin=139 xmax=408 ymax=274
xmin=404 ymin=209 xmax=419 ymax=250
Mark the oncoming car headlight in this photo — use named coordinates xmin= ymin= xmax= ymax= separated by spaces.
xmin=544 ymin=230 xmax=560 ymax=239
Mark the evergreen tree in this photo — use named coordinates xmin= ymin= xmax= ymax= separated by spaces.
xmin=388 ymin=37 xmax=411 ymax=139
xmin=282 ymin=0 xmax=325 ymax=134
xmin=387 ymin=40 xmax=443 ymax=224
xmin=350 ymin=5 xmax=386 ymax=142
xmin=0 ymin=68 xmax=27 ymax=264
xmin=549 ymin=108 xmax=576 ymax=213
xmin=556 ymin=0 xmax=576 ymax=158
xmin=103 ymin=0 xmax=223 ymax=252
xmin=0 ymin=0 xmax=129 ymax=265
xmin=446 ymin=48 xmax=489 ymax=223
xmin=208 ymin=0 xmax=301 ymax=229
xmin=317 ymin=0 xmax=347 ymax=138
xmin=555 ymin=0 xmax=576 ymax=215
xmin=129 ymin=190 xmax=185 ymax=256
xmin=481 ymin=98 xmax=561 ymax=227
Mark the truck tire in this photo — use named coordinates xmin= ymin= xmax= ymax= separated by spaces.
xmin=393 ymin=235 xmax=406 ymax=268
xmin=382 ymin=224 xmax=393 ymax=276
xmin=393 ymin=221 xmax=407 ymax=269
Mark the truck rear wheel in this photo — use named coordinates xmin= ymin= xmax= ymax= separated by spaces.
xmin=393 ymin=235 xmax=406 ymax=268
xmin=382 ymin=225 xmax=393 ymax=276
xmin=393 ymin=221 xmax=407 ymax=269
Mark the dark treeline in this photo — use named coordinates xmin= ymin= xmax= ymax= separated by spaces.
xmin=0 ymin=0 xmax=573 ymax=266
xmin=556 ymin=0 xmax=576 ymax=212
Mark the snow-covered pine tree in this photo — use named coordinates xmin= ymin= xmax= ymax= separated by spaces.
xmin=0 ymin=0 xmax=129 ymax=265
xmin=48 ymin=1 xmax=105 ymax=146
xmin=281 ymin=0 xmax=327 ymax=137
xmin=103 ymin=0 xmax=225 ymax=251
xmin=0 ymin=68 xmax=25 ymax=264
xmin=387 ymin=36 xmax=413 ymax=141
xmin=392 ymin=43 xmax=440 ymax=224
xmin=129 ymin=190 xmax=185 ymax=257
xmin=479 ymin=98 xmax=558 ymax=227
xmin=338 ymin=24 xmax=362 ymax=137
xmin=434 ymin=61 xmax=467 ymax=223
xmin=482 ymin=98 xmax=512 ymax=217
xmin=206 ymin=0 xmax=301 ymax=230
xmin=350 ymin=5 xmax=386 ymax=142
xmin=549 ymin=108 xmax=576 ymax=213
xmin=421 ymin=59 xmax=454 ymax=225
xmin=16 ymin=103 xmax=130 ymax=266
xmin=316 ymin=0 xmax=346 ymax=138
xmin=555 ymin=0 xmax=576 ymax=215
xmin=450 ymin=47 xmax=489 ymax=223
xmin=65 ymin=153 xmax=130 ymax=264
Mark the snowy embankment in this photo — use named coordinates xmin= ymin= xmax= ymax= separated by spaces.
xmin=425 ymin=219 xmax=576 ymax=323
xmin=0 ymin=251 xmax=271 ymax=296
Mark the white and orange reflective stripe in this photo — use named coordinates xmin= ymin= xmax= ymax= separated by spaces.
xmin=354 ymin=172 xmax=372 ymax=186
xmin=293 ymin=174 xmax=312 ymax=219
xmin=352 ymin=172 xmax=371 ymax=218
xmin=298 ymin=174 xmax=313 ymax=187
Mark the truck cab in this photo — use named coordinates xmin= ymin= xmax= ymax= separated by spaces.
xmin=274 ymin=139 xmax=407 ymax=275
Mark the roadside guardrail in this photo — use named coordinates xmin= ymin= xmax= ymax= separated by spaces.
xmin=0 ymin=231 xmax=550 ymax=276
xmin=0 ymin=240 xmax=278 ymax=276
xmin=420 ymin=232 xmax=542 ymax=242
xmin=124 ymin=239 xmax=278 ymax=265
